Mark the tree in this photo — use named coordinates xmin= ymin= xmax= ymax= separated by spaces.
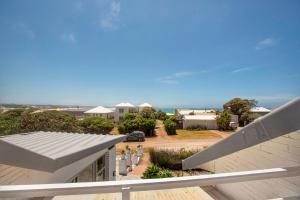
xmin=216 ymin=111 xmax=231 ymax=131
xmin=138 ymin=107 xmax=156 ymax=119
xmin=223 ymin=98 xmax=256 ymax=126
xmin=0 ymin=109 xmax=82 ymax=136
xmin=117 ymin=114 xmax=156 ymax=136
xmin=155 ymin=110 xmax=168 ymax=120
xmin=0 ymin=109 xmax=25 ymax=136
xmin=79 ymin=116 xmax=114 ymax=134
xmin=163 ymin=119 xmax=176 ymax=135
xmin=21 ymin=111 xmax=82 ymax=133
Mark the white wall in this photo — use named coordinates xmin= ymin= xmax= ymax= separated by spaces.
xmin=114 ymin=107 xmax=136 ymax=122
xmin=183 ymin=120 xmax=218 ymax=130
xmin=105 ymin=146 xmax=116 ymax=181
xmin=199 ymin=130 xmax=300 ymax=200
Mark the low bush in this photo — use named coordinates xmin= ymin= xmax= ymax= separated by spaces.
xmin=216 ymin=111 xmax=232 ymax=131
xmin=117 ymin=113 xmax=156 ymax=136
xmin=186 ymin=125 xmax=207 ymax=131
xmin=163 ymin=119 xmax=176 ymax=135
xmin=155 ymin=110 xmax=168 ymax=120
xmin=149 ymin=148 xmax=197 ymax=170
xmin=79 ymin=116 xmax=114 ymax=134
xmin=142 ymin=164 xmax=173 ymax=179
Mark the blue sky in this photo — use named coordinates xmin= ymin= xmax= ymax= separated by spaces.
xmin=0 ymin=0 xmax=299 ymax=108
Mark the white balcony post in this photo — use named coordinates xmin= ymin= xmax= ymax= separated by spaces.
xmin=122 ymin=187 xmax=130 ymax=200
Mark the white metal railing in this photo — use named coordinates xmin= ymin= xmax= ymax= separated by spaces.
xmin=0 ymin=166 xmax=299 ymax=200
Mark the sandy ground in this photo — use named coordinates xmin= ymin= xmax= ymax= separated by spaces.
xmin=116 ymin=120 xmax=230 ymax=152
xmin=116 ymin=121 xmax=232 ymax=178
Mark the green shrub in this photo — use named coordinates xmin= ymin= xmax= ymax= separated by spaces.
xmin=155 ymin=110 xmax=168 ymax=120
xmin=167 ymin=115 xmax=177 ymax=122
xmin=216 ymin=111 xmax=232 ymax=131
xmin=79 ymin=116 xmax=114 ymax=134
xmin=142 ymin=164 xmax=172 ymax=179
xmin=117 ymin=114 xmax=156 ymax=136
xmin=138 ymin=107 xmax=156 ymax=119
xmin=0 ymin=109 xmax=82 ymax=136
xmin=186 ymin=125 xmax=207 ymax=131
xmin=163 ymin=119 xmax=176 ymax=135
xmin=149 ymin=148 xmax=197 ymax=170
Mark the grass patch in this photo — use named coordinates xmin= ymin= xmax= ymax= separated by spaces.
xmin=169 ymin=129 xmax=222 ymax=139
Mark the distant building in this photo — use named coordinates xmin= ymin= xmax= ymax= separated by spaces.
xmin=114 ymin=102 xmax=136 ymax=122
xmin=63 ymin=107 xmax=90 ymax=119
xmin=0 ymin=131 xmax=125 ymax=185
xmin=138 ymin=102 xmax=153 ymax=112
xmin=84 ymin=106 xmax=114 ymax=120
xmin=175 ymin=109 xmax=216 ymax=117
xmin=249 ymin=106 xmax=271 ymax=117
xmin=182 ymin=115 xmax=218 ymax=129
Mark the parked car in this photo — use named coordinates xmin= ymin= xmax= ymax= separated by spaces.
xmin=126 ymin=131 xmax=145 ymax=142
xmin=229 ymin=122 xmax=238 ymax=129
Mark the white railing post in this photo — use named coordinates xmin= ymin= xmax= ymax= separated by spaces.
xmin=122 ymin=187 xmax=130 ymax=200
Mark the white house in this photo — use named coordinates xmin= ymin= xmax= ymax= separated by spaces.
xmin=84 ymin=106 xmax=114 ymax=120
xmin=0 ymin=131 xmax=126 ymax=185
xmin=249 ymin=106 xmax=271 ymax=117
xmin=175 ymin=109 xmax=216 ymax=117
xmin=138 ymin=102 xmax=153 ymax=112
xmin=182 ymin=114 xmax=218 ymax=129
xmin=114 ymin=102 xmax=136 ymax=122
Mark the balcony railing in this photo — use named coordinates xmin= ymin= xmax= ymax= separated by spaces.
xmin=0 ymin=166 xmax=299 ymax=200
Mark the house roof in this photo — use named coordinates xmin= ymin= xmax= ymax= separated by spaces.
xmin=183 ymin=115 xmax=216 ymax=120
xmin=84 ymin=106 xmax=114 ymax=114
xmin=177 ymin=109 xmax=215 ymax=115
xmin=0 ymin=132 xmax=126 ymax=172
xmin=139 ymin=103 xmax=152 ymax=108
xmin=115 ymin=102 xmax=135 ymax=107
xmin=250 ymin=106 xmax=271 ymax=113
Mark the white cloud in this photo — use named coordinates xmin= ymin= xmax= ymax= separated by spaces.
xmin=99 ymin=1 xmax=121 ymax=30
xmin=232 ymin=67 xmax=250 ymax=73
xmin=12 ymin=22 xmax=35 ymax=39
xmin=255 ymin=37 xmax=277 ymax=50
xmin=61 ymin=33 xmax=77 ymax=43
xmin=158 ymin=72 xmax=193 ymax=84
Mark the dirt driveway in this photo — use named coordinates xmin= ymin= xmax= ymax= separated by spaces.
xmin=116 ymin=120 xmax=229 ymax=152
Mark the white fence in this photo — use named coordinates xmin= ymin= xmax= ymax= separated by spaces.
xmin=0 ymin=166 xmax=299 ymax=200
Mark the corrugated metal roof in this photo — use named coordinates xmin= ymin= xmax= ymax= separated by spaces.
xmin=0 ymin=132 xmax=126 ymax=172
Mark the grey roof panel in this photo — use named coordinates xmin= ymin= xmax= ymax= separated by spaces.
xmin=182 ymin=97 xmax=300 ymax=170
xmin=0 ymin=132 xmax=126 ymax=172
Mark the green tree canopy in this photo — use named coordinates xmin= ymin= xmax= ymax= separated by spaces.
xmin=155 ymin=110 xmax=168 ymax=120
xmin=117 ymin=113 xmax=156 ymax=136
xmin=223 ymin=98 xmax=256 ymax=125
xmin=216 ymin=111 xmax=231 ymax=131
xmin=138 ymin=107 xmax=156 ymax=119
xmin=79 ymin=116 xmax=114 ymax=134
xmin=0 ymin=109 xmax=82 ymax=136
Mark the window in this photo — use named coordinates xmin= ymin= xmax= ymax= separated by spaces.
xmin=119 ymin=108 xmax=124 ymax=113
xmin=96 ymin=156 xmax=106 ymax=181
xmin=77 ymin=163 xmax=94 ymax=182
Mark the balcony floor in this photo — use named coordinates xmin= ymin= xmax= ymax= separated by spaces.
xmin=53 ymin=186 xmax=214 ymax=200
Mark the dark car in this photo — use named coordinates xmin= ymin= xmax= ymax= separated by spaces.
xmin=126 ymin=131 xmax=145 ymax=142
